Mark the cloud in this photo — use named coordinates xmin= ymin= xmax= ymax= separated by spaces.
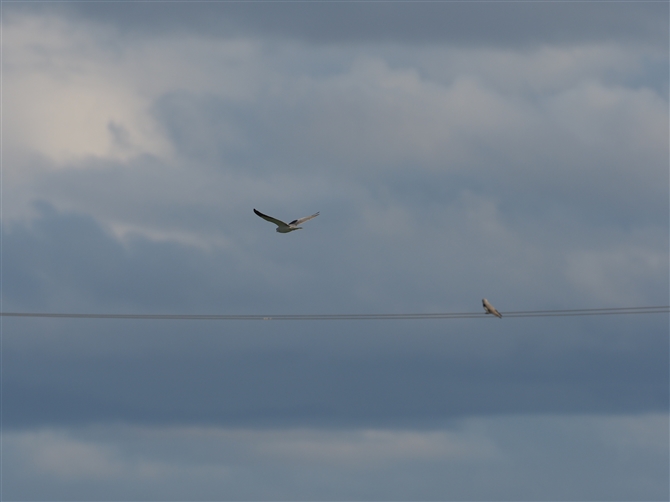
xmin=251 ymin=428 xmax=499 ymax=465
xmin=9 ymin=430 xmax=125 ymax=481
xmin=4 ymin=10 xmax=666 ymax=233
xmin=2 ymin=5 xmax=668 ymax=499
xmin=2 ymin=14 xmax=171 ymax=166
xmin=3 ymin=5 xmax=667 ymax=430
xmin=566 ymin=243 xmax=668 ymax=305
xmin=28 ymin=1 xmax=669 ymax=47
xmin=4 ymin=278 xmax=668 ymax=430
xmin=4 ymin=416 xmax=668 ymax=500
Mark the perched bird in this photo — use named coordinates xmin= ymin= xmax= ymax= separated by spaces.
xmin=482 ymin=298 xmax=502 ymax=318
xmin=254 ymin=208 xmax=319 ymax=233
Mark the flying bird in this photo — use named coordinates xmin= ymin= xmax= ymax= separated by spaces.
xmin=254 ymin=208 xmax=320 ymax=233
xmin=482 ymin=298 xmax=502 ymax=318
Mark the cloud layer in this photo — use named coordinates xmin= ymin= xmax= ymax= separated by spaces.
xmin=3 ymin=3 xmax=668 ymax=499
xmin=4 ymin=415 xmax=668 ymax=500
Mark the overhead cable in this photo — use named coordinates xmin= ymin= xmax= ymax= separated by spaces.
xmin=1 ymin=306 xmax=668 ymax=321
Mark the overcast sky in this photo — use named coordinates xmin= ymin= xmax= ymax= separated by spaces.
xmin=2 ymin=1 xmax=669 ymax=500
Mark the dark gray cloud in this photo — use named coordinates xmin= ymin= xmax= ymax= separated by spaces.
xmin=16 ymin=1 xmax=668 ymax=47
xmin=3 ymin=207 xmax=668 ymax=429
xmin=2 ymin=4 xmax=667 ymax=498
xmin=5 ymin=334 xmax=668 ymax=429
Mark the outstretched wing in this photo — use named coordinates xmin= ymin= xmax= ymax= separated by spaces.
xmin=254 ymin=209 xmax=290 ymax=229
xmin=290 ymin=212 xmax=320 ymax=226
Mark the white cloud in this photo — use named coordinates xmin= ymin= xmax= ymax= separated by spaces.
xmin=4 ymin=415 xmax=667 ymax=500
xmin=3 ymin=14 xmax=172 ymax=167
xmin=6 ymin=10 xmax=666 ymax=182
xmin=596 ymin=414 xmax=670 ymax=454
xmin=253 ymin=428 xmax=499 ymax=465
xmin=416 ymin=43 xmax=665 ymax=95
xmin=10 ymin=430 xmax=124 ymax=480
xmin=566 ymin=243 xmax=668 ymax=305
xmin=545 ymin=80 xmax=667 ymax=156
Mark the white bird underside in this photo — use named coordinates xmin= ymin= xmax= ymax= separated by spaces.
xmin=482 ymin=298 xmax=502 ymax=318
xmin=254 ymin=209 xmax=319 ymax=233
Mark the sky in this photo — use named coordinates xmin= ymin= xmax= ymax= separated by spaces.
xmin=1 ymin=1 xmax=669 ymax=500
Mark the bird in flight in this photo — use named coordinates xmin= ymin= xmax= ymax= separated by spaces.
xmin=254 ymin=208 xmax=320 ymax=233
xmin=482 ymin=298 xmax=502 ymax=318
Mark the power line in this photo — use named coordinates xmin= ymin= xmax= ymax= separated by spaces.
xmin=0 ymin=306 xmax=668 ymax=320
